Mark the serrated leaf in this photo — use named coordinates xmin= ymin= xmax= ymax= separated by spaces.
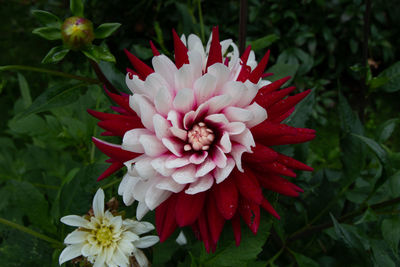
xmin=248 ymin=34 xmax=279 ymax=51
xmin=382 ymin=217 xmax=400 ymax=255
xmin=32 ymin=26 xmax=61 ymax=40
xmin=17 ymin=73 xmax=32 ymax=108
xmin=378 ymin=61 xmax=400 ymax=92
xmin=18 ymin=82 xmax=86 ymax=117
xmin=94 ymin=23 xmax=121 ymax=39
xmin=82 ymin=44 xmax=115 ymax=63
xmin=32 ymin=10 xmax=61 ymax=27
xmin=70 ymin=0 xmax=84 ymax=17
xmin=42 ymin=46 xmax=70 ymax=64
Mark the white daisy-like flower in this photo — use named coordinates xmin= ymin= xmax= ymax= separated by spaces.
xmin=59 ymin=188 xmax=159 ymax=267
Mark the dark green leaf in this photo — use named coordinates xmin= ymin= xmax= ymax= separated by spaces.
xmin=378 ymin=61 xmax=400 ymax=92
xmin=371 ymin=240 xmax=395 ymax=267
xmin=389 ymin=171 xmax=400 ymax=197
xmin=352 ymin=134 xmax=390 ymax=170
xmin=382 ymin=217 xmax=400 ymax=255
xmin=41 ymin=46 xmax=70 ymax=64
xmin=94 ymin=23 xmax=121 ymax=39
xmin=31 ymin=10 xmax=61 ymax=27
xmin=17 ymin=73 xmax=32 ymax=108
xmin=266 ymin=62 xmax=299 ymax=84
xmin=98 ymin=60 xmax=129 ymax=93
xmin=377 ymin=118 xmax=399 ymax=143
xmin=292 ymin=252 xmax=319 ymax=267
xmin=32 ymin=27 xmax=61 ymax=40
xmin=70 ymin=0 xmax=84 ymax=17
xmin=329 ymin=214 xmax=366 ymax=253
xmin=18 ymin=82 xmax=86 ymax=117
xmin=284 ymin=90 xmax=315 ymax=128
xmin=248 ymin=34 xmax=279 ymax=51
xmin=82 ymin=44 xmax=115 ymax=63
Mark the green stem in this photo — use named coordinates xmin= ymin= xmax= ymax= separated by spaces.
xmin=197 ymin=0 xmax=205 ymax=43
xmin=266 ymin=247 xmax=284 ymax=266
xmin=0 ymin=217 xmax=63 ymax=247
xmin=0 ymin=65 xmax=101 ymax=84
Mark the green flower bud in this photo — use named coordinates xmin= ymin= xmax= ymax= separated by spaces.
xmin=61 ymin=16 xmax=94 ymax=50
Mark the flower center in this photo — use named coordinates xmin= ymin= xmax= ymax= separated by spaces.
xmin=95 ymin=225 xmax=114 ymax=247
xmin=184 ymin=122 xmax=215 ymax=151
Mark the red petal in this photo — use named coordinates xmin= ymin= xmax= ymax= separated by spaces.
xmin=92 ymin=137 xmax=139 ymax=162
xmin=277 ymin=153 xmax=314 ymax=171
xmin=97 ymin=118 xmax=142 ymax=137
xmin=207 ymin=193 xmax=225 ymax=244
xmin=242 ymin=143 xmax=278 ymax=164
xmin=97 ymin=162 xmax=124 ymax=181
xmin=238 ymin=198 xmax=260 ymax=234
xmin=124 ymin=48 xmax=154 ymax=80
xmin=87 ymin=109 xmax=133 ymax=122
xmin=261 ymin=198 xmax=280 ymax=219
xmin=175 ymin=191 xmax=207 ymax=227
xmin=240 ymin=45 xmax=252 ymax=65
xmin=232 ymin=168 xmax=263 ymax=204
xmin=198 ymin=210 xmax=214 ymax=253
xmin=232 ymin=213 xmax=241 ymax=246
xmin=254 ymin=86 xmax=296 ymax=109
xmin=269 ymin=107 xmax=295 ymax=123
xmin=105 ymin=89 xmax=136 ymax=116
xmin=249 ymin=50 xmax=270 ymax=83
xmin=213 ymin=178 xmax=238 ymax=220
xmin=172 ymin=29 xmax=189 ymax=68
xmin=206 ymin=26 xmax=222 ymax=71
xmin=250 ymin=161 xmax=297 ymax=178
xmin=268 ymin=89 xmax=311 ymax=117
xmin=261 ymin=133 xmax=316 ymax=146
xmin=251 ymin=121 xmax=297 ymax=138
xmin=149 ymin=41 xmax=160 ymax=56
xmin=257 ymin=76 xmax=291 ymax=95
xmin=156 ymin=195 xmax=178 ymax=242
xmin=257 ymin=174 xmax=302 ymax=197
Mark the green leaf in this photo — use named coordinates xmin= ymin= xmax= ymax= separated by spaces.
xmin=266 ymin=62 xmax=299 ymax=84
xmin=17 ymin=73 xmax=32 ymax=108
xmin=70 ymin=0 xmax=84 ymax=17
xmin=377 ymin=118 xmax=399 ymax=143
xmin=94 ymin=23 xmax=121 ymax=39
xmin=98 ymin=61 xmax=129 ymax=93
xmin=329 ymin=214 xmax=366 ymax=253
xmin=381 ymin=217 xmax=400 ymax=255
xmin=354 ymin=207 xmax=378 ymax=225
xmin=292 ymin=252 xmax=319 ymax=267
xmin=41 ymin=46 xmax=70 ymax=64
xmin=82 ymin=44 xmax=116 ymax=63
xmin=371 ymin=240 xmax=395 ymax=267
xmin=32 ymin=26 xmax=61 ymax=40
xmin=389 ymin=171 xmax=400 ymax=197
xmin=248 ymin=34 xmax=279 ymax=51
xmin=31 ymin=10 xmax=61 ymax=27
xmin=284 ymin=90 xmax=315 ymax=128
xmin=18 ymin=82 xmax=86 ymax=117
xmin=352 ymin=134 xmax=390 ymax=170
xmin=378 ymin=61 xmax=400 ymax=92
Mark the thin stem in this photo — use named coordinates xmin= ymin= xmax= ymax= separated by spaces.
xmin=89 ymin=60 xmax=119 ymax=94
xmin=0 ymin=217 xmax=63 ymax=247
xmin=239 ymin=0 xmax=248 ymax=55
xmin=197 ymin=0 xmax=205 ymax=43
xmin=0 ymin=65 xmax=101 ymax=84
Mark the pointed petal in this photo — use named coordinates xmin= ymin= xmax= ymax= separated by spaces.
xmin=172 ymin=29 xmax=189 ymax=68
xmin=213 ymin=177 xmax=238 ymax=220
xmin=124 ymin=48 xmax=154 ymax=80
xmin=175 ymin=190 xmax=207 ymax=226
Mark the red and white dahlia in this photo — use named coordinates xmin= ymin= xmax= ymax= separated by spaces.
xmin=90 ymin=27 xmax=315 ymax=252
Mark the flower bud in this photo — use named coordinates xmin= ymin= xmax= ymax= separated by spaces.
xmin=61 ymin=16 xmax=94 ymax=50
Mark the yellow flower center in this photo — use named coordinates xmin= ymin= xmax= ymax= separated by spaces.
xmin=95 ymin=226 xmax=114 ymax=247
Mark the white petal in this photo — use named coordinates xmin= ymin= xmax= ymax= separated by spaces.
xmin=152 ymin=55 xmax=178 ymax=88
xmin=206 ymin=95 xmax=231 ymax=114
xmin=175 ymin=231 xmax=188 ymax=246
xmin=154 ymin=86 xmax=173 ymax=116
xmin=126 ymin=219 xmax=155 ymax=234
xmin=145 ymin=182 xmax=172 ymax=210
xmin=112 ymin=247 xmax=129 ymax=267
xmin=126 ymin=74 xmax=145 ymax=95
xmin=188 ymin=51 xmax=203 ymax=80
xmin=139 ymin=134 xmax=168 ymax=157
xmin=156 ymin=178 xmax=186 ymax=193
xmin=136 ymin=201 xmax=150 ymax=220
xmin=144 ymin=72 xmax=170 ymax=100
xmin=173 ymin=88 xmax=195 ymax=113
xmin=134 ymin=236 xmax=160 ymax=249
xmin=230 ymin=128 xmax=255 ymax=151
xmin=219 ymin=131 xmax=232 ymax=153
xmin=195 ymin=158 xmax=216 ymax=177
xmin=185 ymin=174 xmax=214 ymax=194
xmin=130 ymin=94 xmax=156 ymax=131
xmin=60 ymin=215 xmax=89 ymax=227
xmin=153 ymin=114 xmax=171 ymax=139
xmin=207 ymin=63 xmax=231 ymax=94
xmin=165 ymin=155 xmax=190 ymax=168
xmin=224 ymin=106 xmax=254 ymax=122
xmin=183 ymin=103 xmax=209 ymax=130
xmin=220 ymin=80 xmax=248 ymax=107
xmin=189 ymin=151 xmax=208 ymax=164
xmin=223 ymin=122 xmax=246 ymax=135
xmin=162 ymin=137 xmax=183 ymax=157
xmin=245 ymin=102 xmax=268 ymax=128
xmin=212 ymin=146 xmax=227 ymax=168
xmin=231 ymin=144 xmax=248 ymax=172
xmin=174 ymin=64 xmax=196 ymax=92
xmin=93 ymin=252 xmax=106 ymax=267
xmin=134 ymin=156 xmax=158 ymax=178
xmin=81 ymin=243 xmax=91 ymax=257
xmin=188 ymin=34 xmax=206 ymax=64
xmin=64 ymin=230 xmax=88 ymax=244
xmin=151 ymin=156 xmax=175 ymax=176
xmin=122 ymin=128 xmax=152 ymax=153
xmin=59 ymin=244 xmax=83 ymax=265
xmin=193 ymin=73 xmax=217 ymax=105
xmin=213 ymin=157 xmax=235 ymax=184
xmin=172 ymin=165 xmax=197 ymax=184
xmin=133 ymin=248 xmax=149 ymax=267
xmin=167 ymin=110 xmax=183 ymax=129
xmin=205 ymin=113 xmax=229 ymax=125
xmin=132 ymin=179 xmax=151 ymax=202
xmin=170 ymin=126 xmax=188 ymax=141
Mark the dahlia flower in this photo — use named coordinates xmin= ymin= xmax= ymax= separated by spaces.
xmin=59 ymin=188 xmax=159 ymax=267
xmin=90 ymin=26 xmax=315 ymax=252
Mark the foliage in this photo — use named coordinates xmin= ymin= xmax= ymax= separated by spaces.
xmin=0 ymin=0 xmax=399 ymax=266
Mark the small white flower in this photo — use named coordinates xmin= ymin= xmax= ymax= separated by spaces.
xmin=59 ymin=188 xmax=159 ymax=267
